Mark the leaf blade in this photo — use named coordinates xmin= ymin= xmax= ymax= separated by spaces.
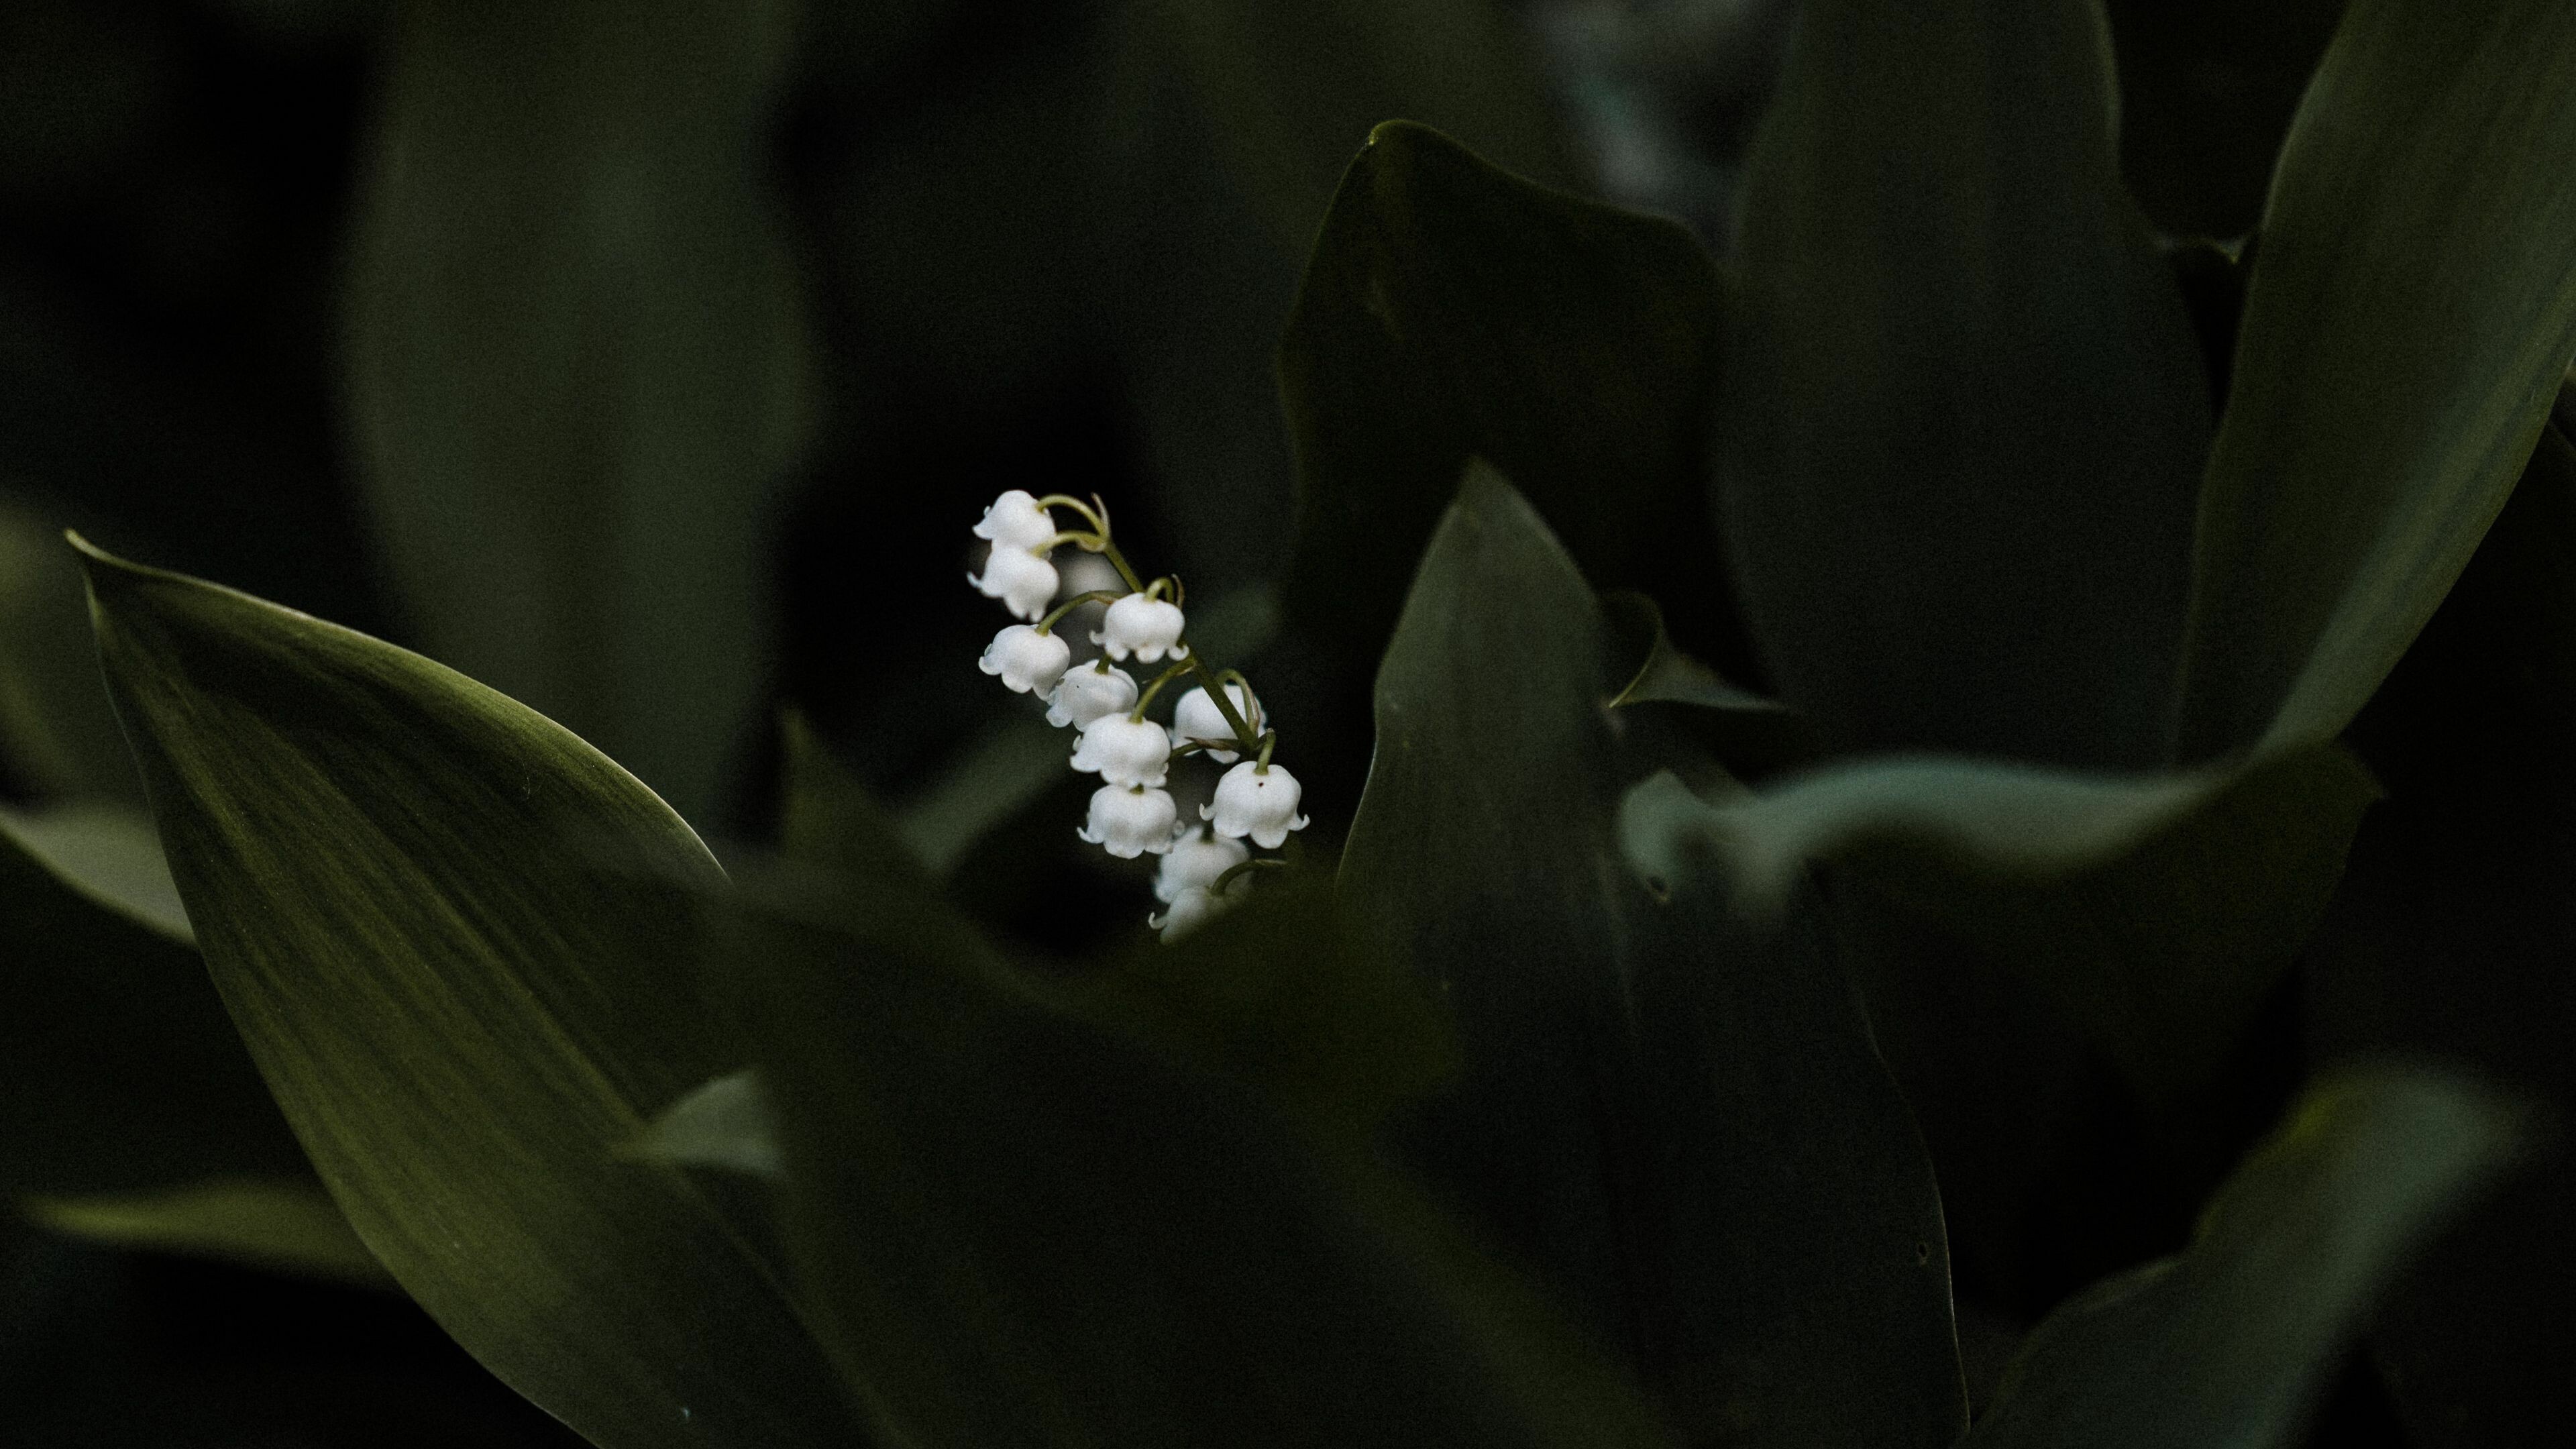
xmin=1718 ymin=0 xmax=2212 ymax=767
xmin=76 ymin=539 xmax=858 ymax=1449
xmin=1344 ymin=466 xmax=1966 ymax=1445
xmin=2180 ymin=0 xmax=2576 ymax=753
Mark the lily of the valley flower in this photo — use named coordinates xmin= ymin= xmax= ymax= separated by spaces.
xmin=1169 ymin=682 xmax=1260 ymax=762
xmin=1078 ymin=784 xmax=1177 ymax=859
xmin=1156 ymin=826 xmax=1248 ymax=903
xmin=979 ymin=624 xmax=1071 ymax=695
xmin=973 ymin=488 xmax=1057 ymax=551
xmin=1149 ymin=881 xmax=1242 ymax=943
xmin=1205 ymin=761 xmax=1309 ymax=849
xmin=1046 ymin=662 xmax=1138 ymax=729
xmin=966 ymin=489 xmax=1311 ymax=938
xmin=968 ymin=543 xmax=1059 ymax=622
xmin=1094 ymin=592 xmax=1188 ymax=663
xmin=1071 ymin=714 xmax=1172 ymax=788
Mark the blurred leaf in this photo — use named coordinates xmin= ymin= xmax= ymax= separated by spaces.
xmin=2179 ymin=0 xmax=2576 ymax=756
xmin=1343 ymin=466 xmax=1964 ymax=1444
xmin=343 ymin=0 xmax=811 ymax=825
xmin=1625 ymin=744 xmax=2376 ymax=1110
xmin=724 ymin=868 xmax=1678 ymax=1449
xmin=1967 ymin=1070 xmax=2526 ymax=1449
xmin=779 ymin=710 xmax=932 ymax=888
xmin=0 ymin=499 xmax=140 ymax=802
xmin=2306 ymin=416 xmax=2576 ymax=1443
xmin=1144 ymin=0 xmax=1569 ymax=254
xmin=76 ymin=539 xmax=860 ymax=1448
xmin=1718 ymin=0 xmax=2212 ymax=769
xmin=627 ymin=1070 xmax=780 ymax=1179
xmin=0 ymin=806 xmax=304 ymax=1197
xmin=1064 ymin=875 xmax=1460 ymax=1144
xmin=1278 ymin=121 xmax=1735 ymax=690
xmin=24 ymin=1176 xmax=387 ymax=1289
xmin=2 ymin=802 xmax=189 ymax=940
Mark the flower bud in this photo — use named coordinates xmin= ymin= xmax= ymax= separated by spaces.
xmin=1155 ymin=826 xmax=1248 ymax=904
xmin=1070 ymin=713 xmax=1171 ymax=788
xmin=1077 ymin=784 xmax=1177 ymax=859
xmin=1093 ymin=592 xmax=1188 ymax=663
xmin=1169 ymin=681 xmax=1260 ymax=763
xmin=1045 ymin=662 xmax=1137 ymax=729
xmin=968 ymin=545 xmax=1059 ymax=622
xmin=1204 ymin=761 xmax=1309 ymax=849
xmin=979 ymin=624 xmax=1071 ymax=695
xmin=972 ymin=489 xmax=1057 ymax=551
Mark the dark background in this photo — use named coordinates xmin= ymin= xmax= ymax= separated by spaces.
xmin=1 ymin=1 xmax=2361 ymax=1444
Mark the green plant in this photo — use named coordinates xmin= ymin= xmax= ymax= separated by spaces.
xmin=7 ymin=0 xmax=2576 ymax=1444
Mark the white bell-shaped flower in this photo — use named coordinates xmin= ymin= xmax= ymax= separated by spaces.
xmin=1203 ymin=760 xmax=1309 ymax=849
xmin=1168 ymin=681 xmax=1260 ymax=763
xmin=1093 ymin=592 xmax=1189 ymax=663
xmin=1077 ymin=784 xmax=1177 ymax=859
xmin=972 ymin=489 xmax=1057 ymax=551
xmin=1070 ymin=713 xmax=1171 ymax=788
xmin=1155 ymin=826 xmax=1248 ymax=904
xmin=979 ymin=624 xmax=1071 ymax=695
xmin=1044 ymin=662 xmax=1137 ymax=729
xmin=968 ymin=544 xmax=1058 ymax=622
xmin=1149 ymin=883 xmax=1242 ymax=943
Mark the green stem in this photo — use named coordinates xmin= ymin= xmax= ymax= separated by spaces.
xmin=1128 ymin=661 xmax=1196 ymax=722
xmin=1183 ymin=652 xmax=1258 ymax=751
xmin=1032 ymin=590 xmax=1124 ymax=635
xmin=1032 ymin=494 xmax=1106 ymax=535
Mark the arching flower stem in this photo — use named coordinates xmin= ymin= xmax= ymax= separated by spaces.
xmin=1129 ymin=661 xmax=1197 ymax=722
xmin=1032 ymin=590 xmax=1127 ymax=635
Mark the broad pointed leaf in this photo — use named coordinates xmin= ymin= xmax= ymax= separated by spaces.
xmin=1968 ymin=1071 xmax=2525 ymax=1449
xmin=1718 ymin=0 xmax=2212 ymax=768
xmin=1621 ymin=745 xmax=2377 ymax=1110
xmin=76 ymin=539 xmax=859 ymax=1448
xmin=343 ymin=0 xmax=811 ymax=823
xmin=2178 ymin=0 xmax=2576 ymax=755
xmin=1279 ymin=121 xmax=1739 ymax=699
xmin=1342 ymin=466 xmax=1964 ymax=1445
xmin=723 ymin=867 xmax=1678 ymax=1449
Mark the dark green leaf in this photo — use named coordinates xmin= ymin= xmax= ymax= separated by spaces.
xmin=343 ymin=0 xmax=810 ymax=824
xmin=724 ymin=867 xmax=1677 ymax=1449
xmin=1719 ymin=0 xmax=2212 ymax=768
xmin=1149 ymin=2 xmax=1570 ymax=254
xmin=1623 ymin=741 xmax=2376 ymax=1112
xmin=1599 ymin=594 xmax=1814 ymax=777
xmin=76 ymin=539 xmax=859 ymax=1449
xmin=1967 ymin=1070 xmax=2526 ymax=1449
xmin=0 ymin=806 xmax=305 ymax=1197
xmin=1279 ymin=121 xmax=1735 ymax=686
xmin=778 ymin=710 xmax=932 ymax=890
xmin=25 ymin=1177 xmax=387 ymax=1289
xmin=1063 ymin=875 xmax=1460 ymax=1144
xmin=2306 ymin=415 xmax=2576 ymax=1444
xmin=2178 ymin=0 xmax=2576 ymax=755
xmin=0 ymin=499 xmax=140 ymax=802
xmin=1344 ymin=466 xmax=1964 ymax=1445
xmin=628 ymin=1070 xmax=782 ymax=1179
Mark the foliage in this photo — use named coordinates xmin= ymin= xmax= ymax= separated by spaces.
xmin=7 ymin=1 xmax=2576 ymax=1446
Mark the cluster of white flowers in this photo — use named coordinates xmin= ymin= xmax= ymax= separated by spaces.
xmin=971 ymin=489 xmax=1307 ymax=941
